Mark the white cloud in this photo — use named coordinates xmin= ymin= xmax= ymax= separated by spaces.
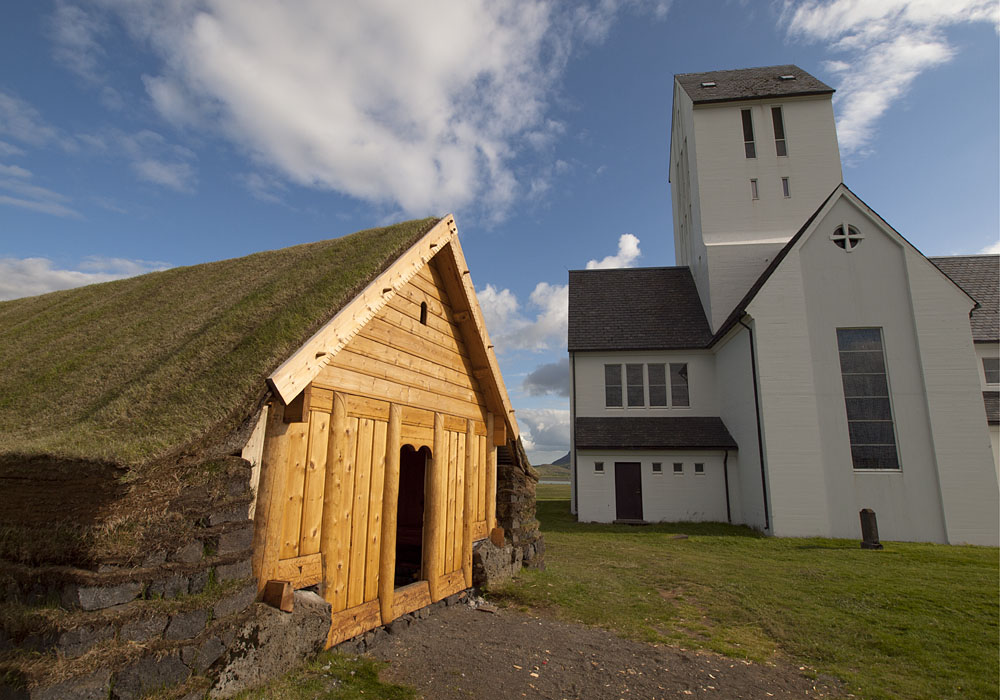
xmin=979 ymin=240 xmax=1000 ymax=254
xmin=479 ymin=233 xmax=639 ymax=350
xmin=0 ymin=166 xmax=82 ymax=218
xmin=586 ymin=233 xmax=641 ymax=269
xmin=117 ymin=129 xmax=198 ymax=192
xmin=0 ymin=90 xmax=68 ymax=148
xmin=785 ymin=0 xmax=999 ymax=157
xmin=518 ymin=407 xmax=571 ymax=453
xmin=48 ymin=0 xmax=108 ymax=83
xmin=0 ymin=256 xmax=171 ymax=301
xmin=71 ymin=0 xmax=668 ymax=218
xmin=0 ymin=141 xmax=25 ymax=157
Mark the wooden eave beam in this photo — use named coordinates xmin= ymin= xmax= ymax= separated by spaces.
xmin=268 ymin=216 xmax=459 ymax=405
xmin=434 ymin=235 xmax=520 ymax=442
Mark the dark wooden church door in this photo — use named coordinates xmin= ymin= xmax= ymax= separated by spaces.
xmin=614 ymin=462 xmax=643 ymax=521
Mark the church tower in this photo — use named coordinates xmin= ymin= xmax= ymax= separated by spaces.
xmin=669 ymin=65 xmax=843 ymax=331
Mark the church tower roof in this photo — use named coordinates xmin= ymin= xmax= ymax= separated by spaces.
xmin=676 ymin=64 xmax=834 ymax=105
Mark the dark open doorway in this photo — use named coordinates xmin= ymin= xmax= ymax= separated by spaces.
xmin=395 ymin=445 xmax=429 ymax=588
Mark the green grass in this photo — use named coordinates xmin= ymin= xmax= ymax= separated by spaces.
xmin=231 ymin=652 xmax=415 ymax=700
xmin=494 ymin=498 xmax=999 ymax=700
xmin=0 ymin=218 xmax=438 ymax=468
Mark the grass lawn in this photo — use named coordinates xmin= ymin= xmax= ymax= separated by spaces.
xmin=495 ymin=488 xmax=999 ymax=700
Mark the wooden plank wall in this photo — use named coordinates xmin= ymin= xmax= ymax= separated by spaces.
xmin=254 ymin=257 xmax=500 ymax=647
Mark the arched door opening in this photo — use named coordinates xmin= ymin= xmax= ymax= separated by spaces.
xmin=394 ymin=444 xmax=429 ymax=588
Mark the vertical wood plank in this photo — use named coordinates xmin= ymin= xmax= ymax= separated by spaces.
xmin=331 ymin=413 xmax=359 ymax=612
xmin=478 ymin=434 xmax=487 ymax=522
xmin=486 ymin=412 xmax=497 ymax=532
xmin=321 ymin=393 xmax=348 ymax=611
xmin=462 ymin=420 xmax=475 ymax=587
xmin=243 ymin=406 xmax=269 ymax=520
xmin=348 ymin=418 xmax=374 ymax=608
xmin=444 ymin=431 xmax=457 ymax=574
xmin=364 ymin=420 xmax=388 ymax=602
xmin=454 ymin=431 xmax=465 ymax=575
xmin=424 ymin=412 xmax=445 ymax=600
xmin=298 ymin=410 xmax=329 ymax=556
xmin=279 ymin=420 xmax=310 ymax=560
xmin=253 ymin=402 xmax=290 ymax=593
xmin=379 ymin=404 xmax=402 ymax=624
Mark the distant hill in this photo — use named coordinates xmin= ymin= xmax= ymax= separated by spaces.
xmin=534 ymin=452 xmax=571 ymax=481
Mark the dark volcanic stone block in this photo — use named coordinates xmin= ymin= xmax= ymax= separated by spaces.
xmin=64 ymin=582 xmax=144 ymax=611
xmin=164 ymin=609 xmax=209 ymax=641
xmin=119 ymin=615 xmax=168 ymax=643
xmin=112 ymin=652 xmax=190 ymax=700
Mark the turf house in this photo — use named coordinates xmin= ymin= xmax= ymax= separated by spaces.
xmin=0 ymin=216 xmax=543 ymax=699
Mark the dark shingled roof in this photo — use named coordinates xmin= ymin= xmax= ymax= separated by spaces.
xmin=568 ymin=267 xmax=712 ymax=351
xmin=985 ymin=392 xmax=999 ymax=425
xmin=929 ymin=255 xmax=999 ymax=343
xmin=575 ymin=416 xmax=737 ymax=451
xmin=676 ymin=64 xmax=834 ymax=105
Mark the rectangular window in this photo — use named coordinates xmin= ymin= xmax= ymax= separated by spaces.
xmin=595 ymin=461 xmax=604 ymax=473
xmin=984 ymin=357 xmax=999 ymax=384
xmin=694 ymin=463 xmax=705 ymax=475
xmin=673 ymin=462 xmax=683 ymax=474
xmin=781 ymin=177 xmax=790 ymax=198
xmin=648 ymin=363 xmax=667 ymax=406
xmin=771 ymin=106 xmax=787 ymax=156
xmin=837 ymin=328 xmax=900 ymax=469
xmin=652 ymin=462 xmax=662 ymax=473
xmin=670 ymin=363 xmax=690 ymax=407
xmin=741 ymin=109 xmax=756 ymax=158
xmin=750 ymin=178 xmax=759 ymax=200
xmin=626 ymin=363 xmax=645 ymax=407
xmin=605 ymin=364 xmax=622 ymax=407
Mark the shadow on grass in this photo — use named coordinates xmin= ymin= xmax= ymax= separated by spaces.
xmin=536 ymin=499 xmax=765 ymax=538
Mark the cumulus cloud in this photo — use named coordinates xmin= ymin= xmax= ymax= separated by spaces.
xmin=518 ymin=408 xmax=571 ymax=453
xmin=524 ymin=357 xmax=570 ymax=397
xmin=478 ymin=233 xmax=640 ymax=351
xmin=785 ymin=0 xmax=999 ymax=157
xmin=55 ymin=0 xmax=668 ymax=218
xmin=0 ymin=256 xmax=171 ymax=301
xmin=979 ymin=240 xmax=1000 ymax=254
xmin=586 ymin=233 xmax=641 ymax=269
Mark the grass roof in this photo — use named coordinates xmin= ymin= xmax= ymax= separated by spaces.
xmin=0 ymin=217 xmax=439 ymax=468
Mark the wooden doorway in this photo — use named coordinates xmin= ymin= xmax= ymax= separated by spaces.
xmin=614 ymin=462 xmax=643 ymax=521
xmin=395 ymin=445 xmax=428 ymax=588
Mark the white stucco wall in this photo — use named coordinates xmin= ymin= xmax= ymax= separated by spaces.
xmin=692 ymin=96 xmax=842 ymax=247
xmin=745 ymin=192 xmax=998 ymax=545
xmin=575 ymin=451 xmax=730 ymax=523
xmin=573 ymin=350 xmax=717 ymax=417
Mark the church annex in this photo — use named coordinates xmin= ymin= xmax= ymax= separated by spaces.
xmin=568 ymin=65 xmax=999 ymax=546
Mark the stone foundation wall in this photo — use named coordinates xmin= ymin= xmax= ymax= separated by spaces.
xmin=495 ymin=439 xmax=545 ymax=571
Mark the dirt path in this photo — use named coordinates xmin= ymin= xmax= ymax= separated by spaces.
xmin=368 ymin=601 xmax=844 ymax=699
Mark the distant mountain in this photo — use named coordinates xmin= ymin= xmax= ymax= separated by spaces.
xmin=552 ymin=452 xmax=570 ymax=467
xmin=534 ymin=452 xmax=571 ymax=481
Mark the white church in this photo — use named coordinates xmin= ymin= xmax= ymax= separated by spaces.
xmin=567 ymin=65 xmax=999 ymax=546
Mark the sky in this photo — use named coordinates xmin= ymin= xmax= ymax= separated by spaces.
xmin=1 ymin=1 xmax=998 ymax=464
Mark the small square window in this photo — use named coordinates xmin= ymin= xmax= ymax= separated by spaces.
xmin=984 ymin=357 xmax=999 ymax=384
xmin=652 ymin=462 xmax=662 ymax=473
xmin=694 ymin=463 xmax=705 ymax=475
xmin=673 ymin=462 xmax=683 ymax=474
xmin=595 ymin=461 xmax=604 ymax=473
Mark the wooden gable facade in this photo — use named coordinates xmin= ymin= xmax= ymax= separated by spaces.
xmin=248 ymin=216 xmax=518 ymax=647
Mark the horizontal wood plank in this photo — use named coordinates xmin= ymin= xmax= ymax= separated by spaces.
xmin=329 ymin=348 xmax=482 ymax=405
xmin=392 ymin=580 xmax=431 ymax=618
xmin=326 ymin=599 xmax=382 ymax=648
xmin=276 ymin=553 xmax=323 ymax=589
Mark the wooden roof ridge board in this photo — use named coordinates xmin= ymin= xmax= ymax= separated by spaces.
xmin=268 ymin=216 xmax=458 ymax=404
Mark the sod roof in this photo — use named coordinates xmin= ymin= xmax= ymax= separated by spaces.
xmin=0 ymin=217 xmax=440 ymax=468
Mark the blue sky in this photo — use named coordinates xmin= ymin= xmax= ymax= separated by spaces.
xmin=1 ymin=1 xmax=998 ymax=462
